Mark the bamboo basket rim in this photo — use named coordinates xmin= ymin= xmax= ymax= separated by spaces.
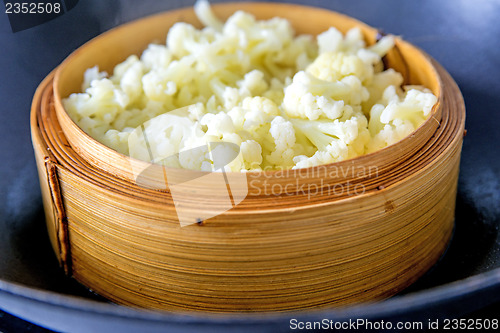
xmin=52 ymin=2 xmax=444 ymax=183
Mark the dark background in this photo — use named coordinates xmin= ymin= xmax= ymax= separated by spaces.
xmin=1 ymin=0 xmax=499 ymax=332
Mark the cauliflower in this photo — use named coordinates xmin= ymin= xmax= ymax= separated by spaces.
xmin=200 ymin=112 xmax=242 ymax=146
xmin=128 ymin=112 xmax=204 ymax=164
xmin=306 ymin=51 xmax=374 ymax=83
xmin=194 ymin=0 xmax=224 ymax=31
xmin=81 ymin=66 xmax=107 ymax=91
xmin=237 ymin=69 xmax=268 ymax=96
xmin=64 ymin=1 xmax=438 ymax=172
xmin=119 ymin=60 xmax=144 ymax=105
xmin=140 ymin=44 xmax=173 ymax=71
xmin=240 ymin=140 xmax=263 ymax=170
xmin=266 ymin=116 xmax=296 ymax=168
xmin=291 ymin=111 xmax=370 ymax=168
xmin=367 ymin=85 xmax=437 ymax=152
xmin=142 ymin=70 xmax=177 ymax=102
xmin=282 ymin=71 xmax=366 ymax=120
xmin=240 ymin=96 xmax=279 ymax=127
xmin=102 ymin=129 xmax=132 ymax=155
xmin=362 ymin=68 xmax=404 ymax=114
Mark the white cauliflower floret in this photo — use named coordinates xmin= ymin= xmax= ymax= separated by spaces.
xmin=293 ymin=141 xmax=349 ymax=169
xmin=378 ymin=85 xmax=437 ymax=125
xmin=240 ymin=140 xmax=263 ymax=170
xmin=64 ymin=78 xmax=127 ymax=124
xmin=128 ymin=112 xmax=204 ymax=165
xmin=178 ymin=141 xmax=211 ymax=171
xmin=266 ymin=116 xmax=296 ymax=168
xmin=368 ymin=35 xmax=395 ymax=57
xmin=142 ymin=70 xmax=177 ymax=102
xmin=306 ymin=51 xmax=374 ymax=83
xmin=367 ymin=118 xmax=415 ymax=153
xmin=142 ymin=56 xmax=196 ymax=103
xmin=362 ymin=68 xmax=404 ymax=114
xmin=240 ymin=96 xmax=279 ymax=128
xmin=367 ymin=85 xmax=437 ymax=152
xmin=166 ymin=22 xmax=197 ymax=58
xmin=140 ymin=44 xmax=173 ymax=71
xmin=200 ymin=112 xmax=242 ymax=146
xmin=317 ymin=27 xmax=343 ymax=54
xmin=111 ymin=55 xmax=140 ymax=83
xmin=186 ymin=102 xmax=207 ymax=122
xmin=262 ymin=77 xmax=285 ymax=105
xmin=283 ymin=71 xmax=366 ymax=120
xmin=102 ymin=129 xmax=131 ymax=155
xmin=317 ymin=27 xmax=366 ymax=55
xmin=343 ymin=28 xmax=366 ymax=52
xmin=291 ymin=112 xmax=370 ymax=168
xmin=237 ymin=70 xmax=268 ymax=96
xmin=194 ymin=0 xmax=224 ymax=31
xmin=120 ymin=60 xmax=144 ymax=105
xmin=223 ymin=86 xmax=249 ymax=109
xmin=81 ymin=66 xmax=107 ymax=91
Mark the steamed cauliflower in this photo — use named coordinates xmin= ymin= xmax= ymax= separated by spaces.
xmin=63 ymin=0 xmax=437 ymax=172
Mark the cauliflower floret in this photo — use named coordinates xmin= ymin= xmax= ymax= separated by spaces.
xmin=237 ymin=70 xmax=269 ymax=96
xmin=81 ymin=66 xmax=107 ymax=91
xmin=241 ymin=96 xmax=279 ymax=127
xmin=368 ymin=34 xmax=395 ymax=58
xmin=306 ymin=51 xmax=374 ymax=83
xmin=367 ymin=85 xmax=437 ymax=152
xmin=378 ymin=85 xmax=437 ymax=125
xmin=167 ymin=22 xmax=216 ymax=59
xmin=140 ymin=44 xmax=173 ymax=71
xmin=367 ymin=118 xmax=415 ymax=153
xmin=209 ymin=77 xmax=251 ymax=110
xmin=178 ymin=142 xmax=212 ymax=171
xmin=194 ymin=0 xmax=224 ymax=31
xmin=362 ymin=68 xmax=404 ymax=114
xmin=111 ymin=55 xmax=140 ymax=83
xmin=317 ymin=27 xmax=344 ymax=54
xmin=186 ymin=102 xmax=207 ymax=122
xmin=64 ymin=79 xmax=127 ymax=125
xmin=266 ymin=116 xmax=296 ymax=168
xmin=200 ymin=112 xmax=243 ymax=146
xmin=317 ymin=27 xmax=366 ymax=55
xmin=102 ymin=129 xmax=131 ymax=155
xmin=283 ymin=71 xmax=366 ymax=120
xmin=223 ymin=10 xmax=257 ymax=39
xmin=240 ymin=140 xmax=263 ymax=170
xmin=291 ymin=112 xmax=370 ymax=168
xmin=293 ymin=140 xmax=350 ymax=169
xmin=128 ymin=112 xmax=204 ymax=164
xmin=142 ymin=70 xmax=177 ymax=102
xmin=120 ymin=60 xmax=144 ymax=105
xmin=166 ymin=22 xmax=198 ymax=58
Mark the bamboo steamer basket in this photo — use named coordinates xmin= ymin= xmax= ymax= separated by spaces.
xmin=31 ymin=2 xmax=466 ymax=312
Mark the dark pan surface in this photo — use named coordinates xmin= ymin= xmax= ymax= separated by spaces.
xmin=1 ymin=0 xmax=499 ymax=331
